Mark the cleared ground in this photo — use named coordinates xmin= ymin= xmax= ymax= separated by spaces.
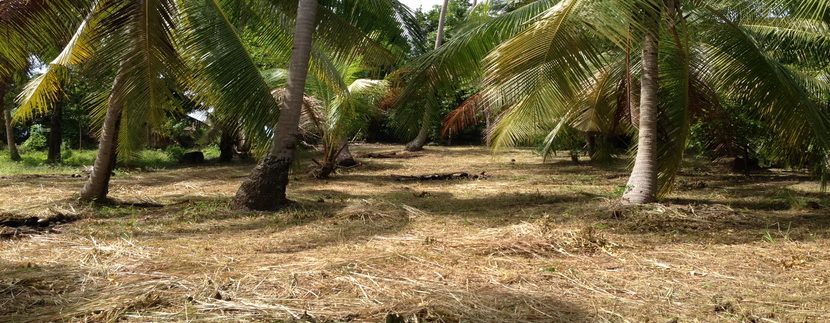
xmin=1 ymin=144 xmax=829 ymax=322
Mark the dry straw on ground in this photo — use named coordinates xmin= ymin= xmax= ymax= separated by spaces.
xmin=1 ymin=144 xmax=829 ymax=322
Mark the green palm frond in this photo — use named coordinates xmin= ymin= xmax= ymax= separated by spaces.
xmin=0 ymin=0 xmax=87 ymax=78
xmin=701 ymin=6 xmax=830 ymax=150
xmin=389 ymin=0 xmax=557 ymax=136
xmin=108 ymin=0 xmax=183 ymax=155
xmin=788 ymin=0 xmax=830 ymax=21
xmin=741 ymin=17 xmax=830 ymax=67
xmin=13 ymin=1 xmax=101 ymax=123
xmin=485 ymin=0 xmax=620 ymax=150
xmin=698 ymin=4 xmax=830 ymax=185
xmin=178 ymin=0 xmax=281 ymax=155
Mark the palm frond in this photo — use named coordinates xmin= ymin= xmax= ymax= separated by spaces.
xmin=389 ymin=0 xmax=558 ymax=136
xmin=442 ymin=93 xmax=483 ymax=138
xmin=178 ymin=0 xmax=281 ymax=155
xmin=113 ymin=0 xmax=182 ymax=155
xmin=13 ymin=1 xmax=100 ymax=122
xmin=700 ymin=4 xmax=830 ymax=178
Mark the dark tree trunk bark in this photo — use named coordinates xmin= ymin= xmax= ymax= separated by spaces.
xmin=586 ymin=132 xmax=597 ymax=159
xmin=234 ymin=155 xmax=292 ymax=209
xmin=219 ymin=129 xmax=234 ymax=163
xmin=233 ymin=0 xmax=318 ymax=210
xmin=47 ymin=101 xmax=63 ymax=163
xmin=622 ymin=8 xmax=660 ymax=204
xmin=2 ymin=106 xmax=20 ymax=162
xmin=79 ymin=67 xmax=128 ymax=202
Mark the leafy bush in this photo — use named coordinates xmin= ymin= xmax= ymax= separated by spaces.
xmin=20 ymin=125 xmax=48 ymax=152
xmin=61 ymin=144 xmax=74 ymax=160
xmin=61 ymin=150 xmax=97 ymax=166
xmin=165 ymin=146 xmax=186 ymax=161
xmin=202 ymin=144 xmax=220 ymax=160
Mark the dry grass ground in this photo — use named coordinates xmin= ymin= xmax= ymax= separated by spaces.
xmin=1 ymin=144 xmax=829 ymax=322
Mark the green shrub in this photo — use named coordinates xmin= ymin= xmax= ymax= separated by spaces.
xmin=20 ymin=125 xmax=48 ymax=152
xmin=61 ymin=150 xmax=97 ymax=166
xmin=164 ymin=146 xmax=185 ymax=161
xmin=61 ymin=144 xmax=74 ymax=160
xmin=202 ymin=144 xmax=220 ymax=160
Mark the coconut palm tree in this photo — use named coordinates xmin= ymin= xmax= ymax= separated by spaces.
xmin=8 ymin=0 xmax=420 ymax=203
xmin=0 ymin=0 xmax=77 ymax=162
xmin=394 ymin=0 xmax=830 ymax=204
xmin=405 ymin=0 xmax=451 ymax=152
xmin=251 ymin=60 xmax=390 ymax=180
xmin=232 ymin=0 xmax=319 ymax=210
xmin=306 ymin=71 xmax=389 ymax=179
xmin=387 ymin=0 xmax=557 ymax=148
xmin=623 ymin=2 xmax=660 ymax=203
xmin=234 ymin=1 xmax=418 ymax=210
xmin=484 ymin=0 xmax=830 ymax=203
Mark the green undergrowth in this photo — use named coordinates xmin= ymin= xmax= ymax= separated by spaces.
xmin=0 ymin=146 xmax=221 ymax=175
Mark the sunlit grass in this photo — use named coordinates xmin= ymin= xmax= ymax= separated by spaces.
xmin=0 ymin=145 xmax=222 ymax=175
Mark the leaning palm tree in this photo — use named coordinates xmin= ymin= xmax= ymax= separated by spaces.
xmin=405 ymin=0 xmax=451 ymax=152
xmin=229 ymin=0 xmax=420 ymax=210
xmin=10 ymin=0 xmax=419 ymax=204
xmin=233 ymin=0 xmax=319 ymax=210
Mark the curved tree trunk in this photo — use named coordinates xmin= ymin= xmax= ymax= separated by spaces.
xmin=622 ymin=12 xmax=660 ymax=204
xmin=405 ymin=0 xmax=450 ymax=152
xmin=79 ymin=68 xmax=127 ymax=202
xmin=47 ymin=101 xmax=63 ymax=163
xmin=233 ymin=0 xmax=318 ymax=211
xmin=314 ymin=152 xmax=337 ymax=179
xmin=405 ymin=112 xmax=431 ymax=151
xmin=313 ymin=141 xmax=357 ymax=179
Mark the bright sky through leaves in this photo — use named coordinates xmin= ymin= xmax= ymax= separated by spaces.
xmin=401 ymin=0 xmax=445 ymax=10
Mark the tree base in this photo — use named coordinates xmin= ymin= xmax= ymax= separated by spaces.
xmin=621 ymin=189 xmax=656 ymax=205
xmin=232 ymin=156 xmax=291 ymax=211
xmin=404 ymin=142 xmax=426 ymax=152
xmin=311 ymin=163 xmax=335 ymax=179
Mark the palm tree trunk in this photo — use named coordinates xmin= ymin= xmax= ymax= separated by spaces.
xmin=313 ymin=142 xmax=341 ymax=179
xmin=314 ymin=140 xmax=356 ymax=179
xmin=233 ymin=0 xmax=318 ymax=210
xmin=79 ymin=67 xmax=128 ymax=202
xmin=219 ymin=128 xmax=234 ymax=163
xmin=47 ymin=101 xmax=63 ymax=163
xmin=0 ymin=90 xmax=20 ymax=161
xmin=336 ymin=143 xmax=357 ymax=167
xmin=432 ymin=0 xmax=450 ymax=52
xmin=622 ymin=12 xmax=660 ymax=204
xmin=405 ymin=0 xmax=450 ymax=152
xmin=405 ymin=111 xmax=431 ymax=151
